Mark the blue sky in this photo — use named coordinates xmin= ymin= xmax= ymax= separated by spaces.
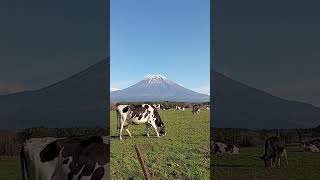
xmin=110 ymin=0 xmax=210 ymax=94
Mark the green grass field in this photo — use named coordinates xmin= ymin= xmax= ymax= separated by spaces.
xmin=110 ymin=109 xmax=210 ymax=180
xmin=212 ymin=147 xmax=320 ymax=180
xmin=0 ymin=156 xmax=21 ymax=180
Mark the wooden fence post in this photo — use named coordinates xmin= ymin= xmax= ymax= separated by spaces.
xmin=135 ymin=145 xmax=152 ymax=180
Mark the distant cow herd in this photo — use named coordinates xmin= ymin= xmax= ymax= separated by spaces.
xmin=212 ymin=136 xmax=320 ymax=168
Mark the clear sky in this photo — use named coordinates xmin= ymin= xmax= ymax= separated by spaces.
xmin=0 ymin=0 xmax=105 ymax=95
xmin=110 ymin=0 xmax=210 ymax=95
xmin=215 ymin=0 xmax=320 ymax=106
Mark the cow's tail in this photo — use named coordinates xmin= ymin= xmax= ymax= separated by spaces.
xmin=116 ymin=108 xmax=120 ymax=130
xmin=20 ymin=145 xmax=27 ymax=180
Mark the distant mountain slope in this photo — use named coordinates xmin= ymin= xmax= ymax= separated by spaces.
xmin=110 ymin=75 xmax=210 ymax=103
xmin=0 ymin=58 xmax=109 ymax=130
xmin=212 ymin=71 xmax=320 ymax=129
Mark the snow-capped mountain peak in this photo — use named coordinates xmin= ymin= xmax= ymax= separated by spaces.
xmin=111 ymin=74 xmax=210 ymax=102
xmin=143 ymin=74 xmax=172 ymax=84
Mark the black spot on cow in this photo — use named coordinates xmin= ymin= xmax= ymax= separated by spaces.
xmin=40 ymin=141 xmax=62 ymax=162
xmin=91 ymin=167 xmax=105 ymax=180
xmin=40 ymin=136 xmax=109 ymax=180
xmin=123 ymin=106 xmax=129 ymax=113
xmin=129 ymin=105 xmax=147 ymax=119
xmin=138 ymin=115 xmax=143 ymax=120
xmin=144 ymin=105 xmax=149 ymax=109
xmin=144 ymin=113 xmax=148 ymax=118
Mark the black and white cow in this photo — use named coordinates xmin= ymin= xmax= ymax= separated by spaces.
xmin=260 ymin=136 xmax=288 ymax=167
xmin=192 ymin=104 xmax=200 ymax=116
xmin=175 ymin=106 xmax=185 ymax=111
xmin=212 ymin=142 xmax=239 ymax=155
xmin=116 ymin=104 xmax=166 ymax=140
xmin=20 ymin=136 xmax=109 ymax=180
xmin=153 ymin=104 xmax=161 ymax=110
xmin=303 ymin=143 xmax=320 ymax=152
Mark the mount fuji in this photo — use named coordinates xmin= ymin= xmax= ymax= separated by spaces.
xmin=110 ymin=75 xmax=210 ymax=103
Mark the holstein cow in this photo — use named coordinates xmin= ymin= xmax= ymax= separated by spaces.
xmin=212 ymin=142 xmax=239 ymax=155
xmin=175 ymin=106 xmax=185 ymax=111
xmin=192 ymin=104 xmax=200 ymax=115
xmin=116 ymin=104 xmax=166 ymax=140
xmin=20 ymin=136 xmax=109 ymax=180
xmin=260 ymin=136 xmax=288 ymax=167
xmin=303 ymin=143 xmax=320 ymax=152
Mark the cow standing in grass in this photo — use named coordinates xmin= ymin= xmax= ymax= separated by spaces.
xmin=116 ymin=104 xmax=166 ymax=140
xmin=192 ymin=104 xmax=200 ymax=115
xmin=260 ymin=136 xmax=288 ymax=167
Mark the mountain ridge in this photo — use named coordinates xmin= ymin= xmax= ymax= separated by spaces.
xmin=0 ymin=58 xmax=109 ymax=130
xmin=110 ymin=74 xmax=210 ymax=103
xmin=212 ymin=71 xmax=320 ymax=129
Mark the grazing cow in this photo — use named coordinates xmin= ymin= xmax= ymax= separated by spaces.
xmin=303 ymin=143 xmax=320 ymax=152
xmin=20 ymin=136 xmax=109 ymax=180
xmin=192 ymin=105 xmax=200 ymax=118
xmin=206 ymin=106 xmax=210 ymax=110
xmin=116 ymin=104 xmax=166 ymax=140
xmin=260 ymin=136 xmax=288 ymax=167
xmin=212 ymin=142 xmax=239 ymax=155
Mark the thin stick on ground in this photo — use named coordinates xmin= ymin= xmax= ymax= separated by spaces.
xmin=135 ymin=145 xmax=152 ymax=180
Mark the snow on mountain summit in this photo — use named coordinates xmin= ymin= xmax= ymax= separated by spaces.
xmin=143 ymin=74 xmax=173 ymax=84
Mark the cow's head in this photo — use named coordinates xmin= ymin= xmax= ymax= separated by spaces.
xmin=153 ymin=109 xmax=166 ymax=136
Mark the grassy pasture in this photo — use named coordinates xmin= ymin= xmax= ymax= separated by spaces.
xmin=110 ymin=109 xmax=210 ymax=180
xmin=0 ymin=156 xmax=21 ymax=180
xmin=212 ymin=147 xmax=320 ymax=180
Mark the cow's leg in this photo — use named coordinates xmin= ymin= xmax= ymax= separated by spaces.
xmin=277 ymin=157 xmax=281 ymax=167
xmin=124 ymin=125 xmax=132 ymax=138
xmin=146 ymin=123 xmax=151 ymax=137
xmin=283 ymin=149 xmax=288 ymax=166
xmin=150 ymin=122 xmax=160 ymax=137
xmin=119 ymin=122 xmax=125 ymax=140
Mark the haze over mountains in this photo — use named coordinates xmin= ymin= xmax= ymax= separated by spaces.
xmin=212 ymin=71 xmax=320 ymax=129
xmin=110 ymin=75 xmax=210 ymax=103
